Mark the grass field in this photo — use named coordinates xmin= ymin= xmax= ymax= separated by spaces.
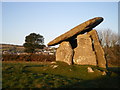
xmin=2 ymin=61 xmax=120 ymax=88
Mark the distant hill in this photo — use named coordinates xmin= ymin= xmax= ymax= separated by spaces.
xmin=1 ymin=43 xmax=23 ymax=48
xmin=1 ymin=43 xmax=23 ymax=47
xmin=1 ymin=44 xmax=24 ymax=51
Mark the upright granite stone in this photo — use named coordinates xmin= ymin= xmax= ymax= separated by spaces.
xmin=88 ymin=30 xmax=106 ymax=68
xmin=73 ymin=34 xmax=97 ymax=65
xmin=48 ymin=17 xmax=103 ymax=46
xmin=56 ymin=41 xmax=73 ymax=65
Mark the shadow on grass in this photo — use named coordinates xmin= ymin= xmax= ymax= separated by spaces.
xmin=22 ymin=64 xmax=48 ymax=69
xmin=65 ymin=75 xmax=120 ymax=88
xmin=107 ymin=67 xmax=120 ymax=75
xmin=64 ymin=67 xmax=120 ymax=88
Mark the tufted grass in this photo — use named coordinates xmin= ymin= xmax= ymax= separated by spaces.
xmin=2 ymin=61 xmax=120 ymax=88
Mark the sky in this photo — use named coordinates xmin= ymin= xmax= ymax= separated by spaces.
xmin=1 ymin=2 xmax=118 ymax=46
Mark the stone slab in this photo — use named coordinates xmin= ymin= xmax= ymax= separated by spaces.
xmin=48 ymin=17 xmax=103 ymax=46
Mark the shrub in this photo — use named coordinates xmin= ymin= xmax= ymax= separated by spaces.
xmin=2 ymin=54 xmax=55 ymax=62
xmin=104 ymin=45 xmax=120 ymax=66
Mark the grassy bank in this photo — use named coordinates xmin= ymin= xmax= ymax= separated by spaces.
xmin=2 ymin=61 xmax=120 ymax=88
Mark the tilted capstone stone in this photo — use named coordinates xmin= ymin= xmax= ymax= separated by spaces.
xmin=73 ymin=34 xmax=97 ymax=65
xmin=88 ymin=30 xmax=106 ymax=68
xmin=56 ymin=41 xmax=73 ymax=65
xmin=48 ymin=17 xmax=103 ymax=46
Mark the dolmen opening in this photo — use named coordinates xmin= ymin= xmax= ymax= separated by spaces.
xmin=48 ymin=17 xmax=106 ymax=68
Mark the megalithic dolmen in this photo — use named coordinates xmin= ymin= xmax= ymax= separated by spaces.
xmin=48 ymin=17 xmax=103 ymax=46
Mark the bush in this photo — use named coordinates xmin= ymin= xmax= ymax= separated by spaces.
xmin=2 ymin=54 xmax=55 ymax=62
xmin=104 ymin=45 xmax=120 ymax=66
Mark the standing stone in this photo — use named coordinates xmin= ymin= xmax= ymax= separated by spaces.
xmin=56 ymin=41 xmax=73 ymax=65
xmin=88 ymin=30 xmax=106 ymax=68
xmin=73 ymin=34 xmax=97 ymax=65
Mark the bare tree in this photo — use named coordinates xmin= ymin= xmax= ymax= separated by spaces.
xmin=118 ymin=35 xmax=120 ymax=45
xmin=98 ymin=29 xmax=118 ymax=47
xmin=111 ymin=32 xmax=118 ymax=46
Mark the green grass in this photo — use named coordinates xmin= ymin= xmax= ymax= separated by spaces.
xmin=25 ymin=62 xmax=106 ymax=80
xmin=2 ymin=61 xmax=120 ymax=88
